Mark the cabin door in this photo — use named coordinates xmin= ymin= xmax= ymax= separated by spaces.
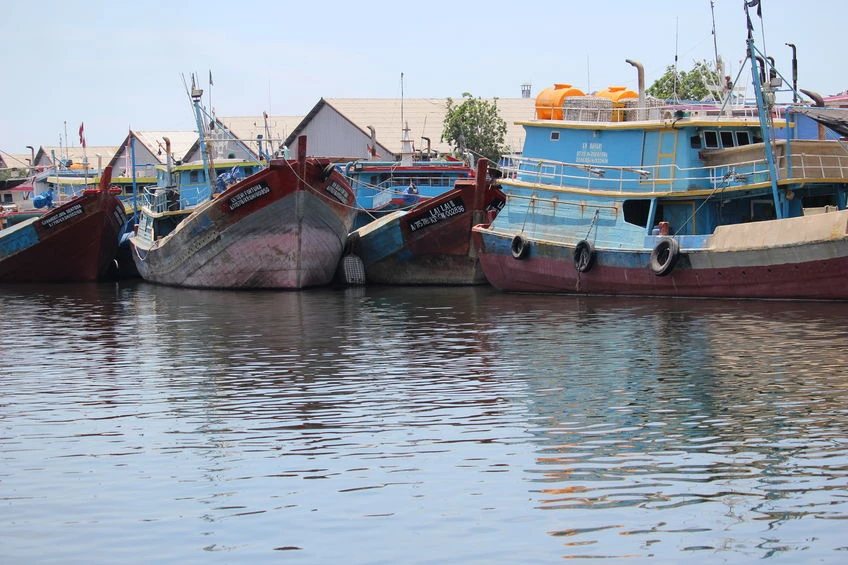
xmin=646 ymin=129 xmax=678 ymax=187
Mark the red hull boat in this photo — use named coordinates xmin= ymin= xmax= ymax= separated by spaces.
xmin=0 ymin=166 xmax=126 ymax=282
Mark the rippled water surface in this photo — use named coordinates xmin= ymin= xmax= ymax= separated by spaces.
xmin=2 ymin=282 xmax=847 ymax=564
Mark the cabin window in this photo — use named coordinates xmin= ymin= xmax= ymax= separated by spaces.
xmin=703 ymin=131 xmax=719 ymax=149
xmin=623 ymin=199 xmax=652 ymax=228
xmin=720 ymin=131 xmax=735 ymax=148
xmin=735 ymin=131 xmax=751 ymax=146
xmin=751 ymin=199 xmax=775 ymax=221
xmin=190 ymin=170 xmax=199 ymax=183
xmin=802 ymin=195 xmax=836 ymax=208
xmin=3 ymin=194 xmax=12 ymax=204
xmin=690 ymin=135 xmax=702 ymax=149
xmin=550 ymin=131 xmax=560 ymax=142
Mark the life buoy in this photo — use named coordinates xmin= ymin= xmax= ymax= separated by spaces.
xmin=573 ymin=240 xmax=596 ymax=273
xmin=511 ymin=234 xmax=529 ymax=259
xmin=649 ymin=238 xmax=680 ymax=276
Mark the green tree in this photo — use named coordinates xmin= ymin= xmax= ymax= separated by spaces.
xmin=441 ymin=93 xmax=507 ymax=164
xmin=647 ymin=60 xmax=721 ymax=101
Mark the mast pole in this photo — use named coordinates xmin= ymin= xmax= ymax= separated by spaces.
xmin=748 ymin=37 xmax=783 ymax=219
xmin=130 ymin=135 xmax=138 ymax=216
xmin=190 ymin=76 xmax=216 ymax=202
xmin=400 ymin=72 xmax=404 ymax=155
xmin=710 ymin=0 xmax=720 ymax=69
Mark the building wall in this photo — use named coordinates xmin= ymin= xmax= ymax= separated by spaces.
xmin=183 ymin=135 xmax=256 ymax=164
xmin=111 ymin=139 xmax=160 ymax=179
xmin=291 ymin=108 xmax=389 ymax=160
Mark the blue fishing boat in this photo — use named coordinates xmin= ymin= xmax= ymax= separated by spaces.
xmin=472 ymin=4 xmax=848 ymax=300
xmin=343 ymin=124 xmax=475 ymax=229
xmin=344 ymin=158 xmax=505 ymax=285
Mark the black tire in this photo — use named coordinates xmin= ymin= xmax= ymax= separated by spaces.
xmin=321 ymin=163 xmax=336 ymax=182
xmin=344 ymin=231 xmax=360 ymax=255
xmin=649 ymin=238 xmax=680 ymax=276
xmin=573 ymin=240 xmax=595 ymax=273
xmin=511 ymin=234 xmax=529 ymax=259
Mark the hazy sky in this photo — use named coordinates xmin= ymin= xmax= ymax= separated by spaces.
xmin=1 ymin=0 xmax=845 ymax=155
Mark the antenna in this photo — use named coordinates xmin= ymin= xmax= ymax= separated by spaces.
xmin=673 ymin=16 xmax=679 ymax=100
xmin=400 ymin=72 xmax=404 ymax=146
xmin=208 ymin=70 xmax=214 ymax=118
xmin=710 ymin=0 xmax=720 ymax=70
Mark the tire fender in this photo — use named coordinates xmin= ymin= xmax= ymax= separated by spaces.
xmin=649 ymin=238 xmax=680 ymax=276
xmin=573 ymin=240 xmax=596 ymax=273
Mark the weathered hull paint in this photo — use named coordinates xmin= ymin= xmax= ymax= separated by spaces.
xmin=474 ymin=211 xmax=848 ymax=300
xmin=130 ymin=154 xmax=357 ymax=289
xmin=0 ymin=167 xmax=125 ymax=282
xmin=352 ymin=159 xmax=505 ymax=285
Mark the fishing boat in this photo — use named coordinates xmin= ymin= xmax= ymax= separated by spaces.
xmin=116 ymin=140 xmax=262 ymax=277
xmin=344 ymin=158 xmax=505 ymax=285
xmin=344 ymin=124 xmax=475 ymax=229
xmin=130 ymin=135 xmax=358 ymax=289
xmin=471 ymin=6 xmax=848 ymax=300
xmin=0 ymin=166 xmax=126 ymax=282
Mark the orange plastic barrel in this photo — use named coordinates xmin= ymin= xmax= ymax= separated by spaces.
xmin=536 ymin=83 xmax=585 ymax=120
xmin=595 ymin=86 xmax=638 ymax=121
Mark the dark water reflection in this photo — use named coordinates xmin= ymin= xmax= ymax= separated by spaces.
xmin=1 ymin=283 xmax=847 ymax=564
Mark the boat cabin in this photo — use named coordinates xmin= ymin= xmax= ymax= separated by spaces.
xmin=501 ymin=83 xmax=848 ymax=244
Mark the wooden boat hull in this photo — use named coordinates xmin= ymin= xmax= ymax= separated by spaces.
xmin=351 ymin=159 xmax=505 ymax=285
xmin=473 ymin=209 xmax=848 ymax=300
xmin=0 ymin=168 xmax=125 ymax=282
xmin=345 ymin=160 xmax=475 ymax=230
xmin=130 ymin=155 xmax=357 ymax=289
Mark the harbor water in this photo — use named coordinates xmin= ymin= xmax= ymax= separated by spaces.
xmin=2 ymin=282 xmax=847 ymax=564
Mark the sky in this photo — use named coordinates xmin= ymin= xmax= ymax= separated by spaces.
xmin=2 ymin=0 xmax=846 ymax=158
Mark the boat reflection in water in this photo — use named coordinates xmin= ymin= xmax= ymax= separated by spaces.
xmin=1 ymin=283 xmax=846 ymax=563
xmin=475 ymin=293 xmax=848 ymax=559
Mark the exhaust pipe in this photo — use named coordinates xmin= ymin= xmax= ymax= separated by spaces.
xmin=626 ymin=59 xmax=644 ymax=120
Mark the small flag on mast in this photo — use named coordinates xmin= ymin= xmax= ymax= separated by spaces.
xmin=79 ymin=122 xmax=86 ymax=148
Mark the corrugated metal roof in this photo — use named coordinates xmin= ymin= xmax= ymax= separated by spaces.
xmin=0 ymin=153 xmax=32 ymax=169
xmin=132 ymin=131 xmax=197 ymax=162
xmin=36 ymin=146 xmax=120 ymax=167
xmin=319 ymin=97 xmax=535 ymax=155
xmin=217 ymin=115 xmax=304 ymax=154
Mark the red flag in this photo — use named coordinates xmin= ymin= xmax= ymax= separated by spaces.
xmin=78 ymin=122 xmax=86 ymax=148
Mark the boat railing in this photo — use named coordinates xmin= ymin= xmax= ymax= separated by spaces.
xmin=781 ymin=150 xmax=848 ymax=181
xmin=549 ymin=97 xmax=763 ymax=124
xmin=705 ymin=145 xmax=848 ymax=187
xmin=501 ymin=148 xmax=848 ymax=194
xmin=353 ymin=175 xmax=465 ymax=192
xmin=500 ymin=155 xmax=688 ymax=193
xmin=139 ymin=186 xmax=172 ymax=213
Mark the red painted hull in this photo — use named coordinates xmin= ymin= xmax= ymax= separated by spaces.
xmin=0 ymin=172 xmax=125 ymax=283
xmin=473 ymin=224 xmax=848 ymax=300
